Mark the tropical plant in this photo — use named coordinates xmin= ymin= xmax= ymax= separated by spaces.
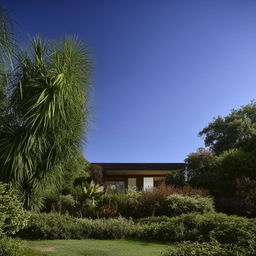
xmin=0 ymin=8 xmax=14 ymax=72
xmin=82 ymin=181 xmax=104 ymax=207
xmin=0 ymin=8 xmax=15 ymax=124
xmin=0 ymin=36 xmax=92 ymax=210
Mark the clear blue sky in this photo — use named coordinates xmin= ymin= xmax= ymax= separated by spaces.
xmin=3 ymin=0 xmax=256 ymax=162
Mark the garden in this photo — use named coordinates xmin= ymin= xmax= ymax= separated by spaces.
xmin=0 ymin=6 xmax=256 ymax=256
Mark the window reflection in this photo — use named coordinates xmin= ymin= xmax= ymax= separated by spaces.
xmin=143 ymin=177 xmax=154 ymax=190
xmin=106 ymin=181 xmax=125 ymax=194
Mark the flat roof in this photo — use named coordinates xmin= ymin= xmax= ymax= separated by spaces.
xmin=91 ymin=163 xmax=186 ymax=170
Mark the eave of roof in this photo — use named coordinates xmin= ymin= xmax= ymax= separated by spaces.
xmin=91 ymin=163 xmax=186 ymax=171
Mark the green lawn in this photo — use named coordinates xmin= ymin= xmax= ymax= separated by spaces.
xmin=27 ymin=239 xmax=170 ymax=256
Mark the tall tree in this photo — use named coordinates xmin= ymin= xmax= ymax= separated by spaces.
xmin=0 ymin=37 xmax=92 ymax=210
xmin=185 ymin=147 xmax=216 ymax=179
xmin=0 ymin=8 xmax=15 ymax=121
xmin=199 ymin=101 xmax=256 ymax=155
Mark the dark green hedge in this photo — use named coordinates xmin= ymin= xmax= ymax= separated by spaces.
xmin=17 ymin=212 xmax=256 ymax=247
xmin=162 ymin=240 xmax=256 ymax=256
xmin=136 ymin=213 xmax=256 ymax=246
xmin=17 ymin=213 xmax=135 ymax=240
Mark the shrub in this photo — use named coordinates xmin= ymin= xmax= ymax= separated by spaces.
xmin=162 ymin=240 xmax=256 ymax=256
xmin=96 ymin=185 xmax=209 ymax=219
xmin=165 ymin=194 xmax=214 ymax=216
xmin=136 ymin=216 xmax=171 ymax=224
xmin=143 ymin=184 xmax=209 ymax=197
xmin=43 ymin=194 xmax=77 ymax=215
xmin=0 ymin=238 xmax=44 ymax=256
xmin=81 ymin=217 xmax=135 ymax=239
xmin=190 ymin=150 xmax=256 ymax=205
xmin=217 ymin=178 xmax=256 ymax=217
xmin=17 ymin=212 xmax=256 ymax=246
xmin=0 ymin=183 xmax=29 ymax=237
xmin=136 ymin=213 xmax=256 ymax=245
xmin=97 ymin=193 xmax=141 ymax=218
xmin=17 ymin=213 xmax=83 ymax=240
xmin=17 ymin=213 xmax=135 ymax=240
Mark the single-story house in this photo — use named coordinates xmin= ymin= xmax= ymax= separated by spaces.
xmin=91 ymin=163 xmax=186 ymax=193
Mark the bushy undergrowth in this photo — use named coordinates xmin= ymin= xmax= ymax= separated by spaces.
xmin=17 ymin=212 xmax=256 ymax=247
xmin=217 ymin=178 xmax=256 ymax=217
xmin=95 ymin=185 xmax=211 ymax=218
xmin=17 ymin=213 xmax=135 ymax=240
xmin=162 ymin=240 xmax=256 ymax=256
xmin=0 ymin=183 xmax=30 ymax=237
xmin=43 ymin=185 xmax=209 ymax=218
xmin=136 ymin=216 xmax=171 ymax=224
xmin=0 ymin=238 xmax=44 ymax=256
xmin=137 ymin=213 xmax=256 ymax=246
xmin=165 ymin=194 xmax=214 ymax=216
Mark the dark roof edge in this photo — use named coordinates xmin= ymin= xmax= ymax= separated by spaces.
xmin=91 ymin=162 xmax=185 ymax=164
xmin=91 ymin=163 xmax=186 ymax=170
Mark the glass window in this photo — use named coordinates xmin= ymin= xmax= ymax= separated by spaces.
xmin=153 ymin=177 xmax=165 ymax=187
xmin=143 ymin=177 xmax=154 ymax=190
xmin=106 ymin=181 xmax=125 ymax=194
xmin=128 ymin=178 xmax=137 ymax=191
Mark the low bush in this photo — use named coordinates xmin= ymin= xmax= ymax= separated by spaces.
xmin=0 ymin=183 xmax=30 ymax=237
xmin=162 ymin=240 xmax=256 ymax=256
xmin=165 ymin=194 xmax=214 ymax=216
xmin=17 ymin=212 xmax=256 ymax=247
xmin=0 ymin=238 xmax=43 ymax=256
xmin=136 ymin=213 xmax=256 ymax=246
xmin=97 ymin=193 xmax=141 ymax=218
xmin=43 ymin=194 xmax=77 ymax=215
xmin=136 ymin=216 xmax=171 ymax=224
xmin=17 ymin=213 xmax=135 ymax=240
xmin=96 ymin=185 xmax=210 ymax=218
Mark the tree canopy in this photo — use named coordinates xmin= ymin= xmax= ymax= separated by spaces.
xmin=199 ymin=101 xmax=256 ymax=155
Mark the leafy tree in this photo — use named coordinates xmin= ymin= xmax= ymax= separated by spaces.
xmin=199 ymin=101 xmax=256 ymax=154
xmin=185 ymin=147 xmax=216 ymax=179
xmin=0 ymin=36 xmax=92 ymax=210
xmin=190 ymin=149 xmax=256 ymax=197
xmin=215 ymin=149 xmax=256 ymax=180
xmin=60 ymin=152 xmax=90 ymax=195
xmin=165 ymin=171 xmax=186 ymax=186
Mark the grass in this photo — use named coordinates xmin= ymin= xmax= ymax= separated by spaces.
xmin=27 ymin=239 xmax=171 ymax=256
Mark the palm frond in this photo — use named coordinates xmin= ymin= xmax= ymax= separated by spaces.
xmin=0 ymin=36 xmax=92 ymax=210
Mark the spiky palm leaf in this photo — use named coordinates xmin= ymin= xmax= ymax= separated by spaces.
xmin=0 ymin=8 xmax=15 ymax=123
xmin=83 ymin=180 xmax=104 ymax=207
xmin=0 ymin=36 xmax=92 ymax=210
xmin=0 ymin=8 xmax=15 ymax=73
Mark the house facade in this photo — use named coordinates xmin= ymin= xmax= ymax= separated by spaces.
xmin=91 ymin=163 xmax=186 ymax=193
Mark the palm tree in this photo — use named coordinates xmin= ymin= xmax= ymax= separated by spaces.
xmin=0 ymin=8 xmax=14 ymax=72
xmin=0 ymin=8 xmax=15 ymax=122
xmin=0 ymin=36 xmax=92 ymax=210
